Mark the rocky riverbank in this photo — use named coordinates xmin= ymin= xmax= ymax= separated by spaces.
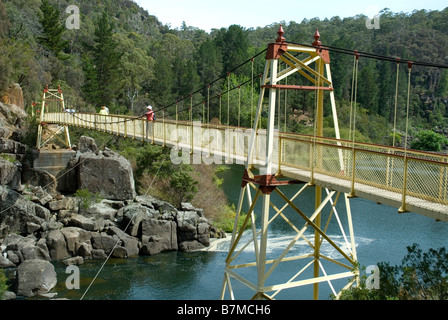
xmin=0 ymin=94 xmax=226 ymax=299
xmin=0 ymin=185 xmax=224 ymax=299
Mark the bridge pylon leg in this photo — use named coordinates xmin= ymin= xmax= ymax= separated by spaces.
xmin=36 ymin=86 xmax=72 ymax=150
xmin=221 ymin=27 xmax=359 ymax=300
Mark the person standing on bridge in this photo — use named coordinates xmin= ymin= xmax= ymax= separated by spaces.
xmin=144 ymin=105 xmax=155 ymax=142
xmin=99 ymin=106 xmax=108 ymax=115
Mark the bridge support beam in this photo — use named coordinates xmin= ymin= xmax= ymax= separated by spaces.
xmin=221 ymin=26 xmax=359 ymax=300
xmin=36 ymin=86 xmax=72 ymax=150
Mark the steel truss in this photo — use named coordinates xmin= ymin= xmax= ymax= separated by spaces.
xmin=221 ymin=27 xmax=359 ymax=300
xmin=36 ymin=86 xmax=71 ymax=150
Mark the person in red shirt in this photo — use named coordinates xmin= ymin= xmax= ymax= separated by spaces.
xmin=144 ymin=105 xmax=155 ymax=141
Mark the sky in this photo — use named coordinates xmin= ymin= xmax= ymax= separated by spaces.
xmin=135 ymin=0 xmax=447 ymax=32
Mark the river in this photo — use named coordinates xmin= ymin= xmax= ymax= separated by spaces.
xmin=48 ymin=164 xmax=448 ymax=300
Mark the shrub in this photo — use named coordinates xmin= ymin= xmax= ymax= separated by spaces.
xmin=74 ymin=188 xmax=102 ymax=210
xmin=0 ymin=269 xmax=9 ymax=299
xmin=410 ymin=130 xmax=447 ymax=152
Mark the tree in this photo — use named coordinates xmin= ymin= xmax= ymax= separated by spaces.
xmin=37 ymin=0 xmax=69 ymax=60
xmin=169 ymin=166 xmax=198 ymax=207
xmin=437 ymin=69 xmax=448 ymax=98
xmin=0 ymin=0 xmax=10 ymax=38
xmin=357 ymin=61 xmax=379 ymax=114
xmin=196 ymin=39 xmax=223 ymax=86
xmin=410 ymin=130 xmax=447 ymax=152
xmin=338 ymin=244 xmax=448 ymax=300
xmin=213 ymin=25 xmax=251 ymax=75
xmin=116 ymin=32 xmax=155 ymax=113
xmin=83 ymin=11 xmax=123 ymax=107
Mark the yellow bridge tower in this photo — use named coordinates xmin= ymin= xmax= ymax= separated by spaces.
xmin=221 ymin=26 xmax=358 ymax=300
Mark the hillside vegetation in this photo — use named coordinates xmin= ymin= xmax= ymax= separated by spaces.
xmin=1 ymin=1 xmax=447 ymax=148
xmin=1 ymin=1 xmax=447 ymax=214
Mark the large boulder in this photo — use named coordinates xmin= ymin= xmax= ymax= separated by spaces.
xmin=0 ymin=83 xmax=24 ymax=110
xmin=17 ymin=259 xmax=57 ymax=297
xmin=106 ymin=226 xmax=139 ymax=257
xmin=1 ymin=234 xmax=51 ymax=263
xmin=119 ymin=203 xmax=156 ymax=237
xmin=0 ymin=254 xmax=15 ymax=268
xmin=60 ymin=227 xmax=93 ymax=255
xmin=0 ymin=186 xmax=51 ymax=235
xmin=140 ymin=218 xmax=178 ymax=255
xmin=0 ymin=158 xmax=21 ymax=188
xmin=0 ymin=138 xmax=26 ymax=154
xmin=91 ymin=232 xmax=118 ymax=254
xmin=176 ymin=209 xmax=212 ymax=252
xmin=77 ymin=136 xmax=99 ymax=154
xmin=0 ymin=100 xmax=27 ymax=133
xmin=46 ymin=230 xmax=70 ymax=260
xmin=77 ymin=150 xmax=136 ymax=201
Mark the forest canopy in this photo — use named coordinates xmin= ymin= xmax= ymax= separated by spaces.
xmin=0 ymin=0 xmax=447 ymax=148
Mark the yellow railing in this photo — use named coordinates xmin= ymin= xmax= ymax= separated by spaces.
xmin=43 ymin=112 xmax=448 ymax=213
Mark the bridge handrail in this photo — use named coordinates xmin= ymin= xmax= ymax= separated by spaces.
xmin=43 ymin=112 xmax=448 ymax=210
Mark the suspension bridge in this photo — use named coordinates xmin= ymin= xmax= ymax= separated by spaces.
xmin=35 ymin=26 xmax=448 ymax=300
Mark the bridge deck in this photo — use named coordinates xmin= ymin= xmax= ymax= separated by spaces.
xmin=43 ymin=112 xmax=448 ymax=222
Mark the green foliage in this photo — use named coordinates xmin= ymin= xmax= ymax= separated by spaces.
xmin=410 ymin=130 xmax=448 ymax=152
xmin=338 ymin=244 xmax=448 ymax=300
xmin=19 ymin=114 xmax=39 ymax=148
xmin=0 ymin=268 xmax=9 ymax=299
xmin=169 ymin=166 xmax=198 ymax=207
xmin=119 ymin=143 xmax=200 ymax=208
xmin=37 ymin=0 xmax=69 ymax=59
xmin=83 ymin=11 xmax=123 ymax=107
xmin=212 ymin=204 xmax=252 ymax=233
xmin=74 ymin=188 xmax=102 ymax=210
xmin=0 ymin=1 xmax=447 ymax=146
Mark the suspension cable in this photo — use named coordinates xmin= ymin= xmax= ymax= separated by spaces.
xmin=404 ymin=62 xmax=413 ymax=156
xmin=392 ymin=60 xmax=400 ymax=147
xmin=287 ymin=41 xmax=448 ymax=69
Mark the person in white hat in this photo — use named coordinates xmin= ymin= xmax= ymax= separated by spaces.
xmin=144 ymin=105 xmax=155 ymax=141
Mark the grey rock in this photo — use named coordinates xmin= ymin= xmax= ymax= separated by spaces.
xmin=0 ymin=158 xmax=21 ymax=188
xmin=140 ymin=218 xmax=178 ymax=256
xmin=91 ymin=232 xmax=118 ymax=254
xmin=177 ymin=211 xmax=201 ymax=242
xmin=63 ymin=256 xmax=84 ymax=266
xmin=48 ymin=197 xmax=79 ymax=211
xmin=112 ymin=246 xmax=127 ymax=258
xmin=119 ymin=203 xmax=155 ymax=237
xmin=0 ymin=138 xmax=26 ymax=154
xmin=2 ymin=291 xmax=16 ymax=300
xmin=46 ymin=230 xmax=70 ymax=260
xmin=106 ymin=226 xmax=139 ymax=257
xmin=0 ymin=254 xmax=15 ymax=268
xmin=77 ymin=151 xmax=136 ymax=201
xmin=181 ymin=202 xmax=196 ymax=211
xmin=77 ymin=242 xmax=93 ymax=259
xmin=17 ymin=259 xmax=57 ymax=297
xmin=77 ymin=136 xmax=99 ymax=154
xmin=86 ymin=202 xmax=118 ymax=221
xmin=0 ymin=186 xmax=50 ymax=235
xmin=67 ymin=213 xmax=96 ymax=231
xmin=91 ymin=248 xmax=106 ymax=260
xmin=60 ymin=227 xmax=93 ymax=254
xmin=6 ymin=250 xmax=20 ymax=265
xmin=178 ymin=240 xmax=206 ymax=252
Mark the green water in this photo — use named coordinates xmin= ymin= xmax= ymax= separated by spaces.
xmin=47 ymin=164 xmax=448 ymax=300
